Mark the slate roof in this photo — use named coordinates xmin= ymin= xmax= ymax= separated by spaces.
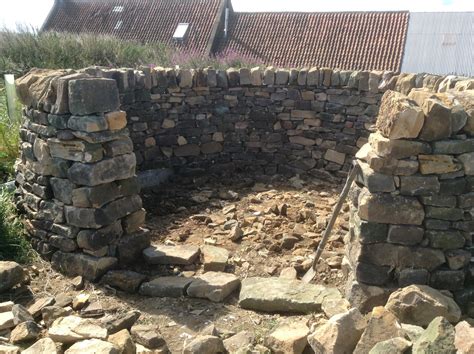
xmin=42 ymin=0 xmax=224 ymax=53
xmin=216 ymin=11 xmax=409 ymax=71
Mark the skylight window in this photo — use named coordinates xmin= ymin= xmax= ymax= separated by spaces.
xmin=114 ymin=20 xmax=122 ymax=30
xmin=173 ymin=23 xmax=190 ymax=40
xmin=112 ymin=6 xmax=124 ymax=12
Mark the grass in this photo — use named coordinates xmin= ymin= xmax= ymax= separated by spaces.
xmin=0 ymin=28 xmax=264 ymax=76
xmin=0 ymin=190 xmax=33 ymax=263
xmin=0 ymin=79 xmax=21 ymax=182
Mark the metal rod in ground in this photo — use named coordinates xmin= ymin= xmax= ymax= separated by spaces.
xmin=301 ymin=161 xmax=360 ymax=283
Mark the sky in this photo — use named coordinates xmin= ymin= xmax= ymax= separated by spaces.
xmin=0 ymin=0 xmax=473 ymax=30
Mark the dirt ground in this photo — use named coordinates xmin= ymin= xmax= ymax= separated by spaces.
xmin=2 ymin=173 xmax=349 ymax=353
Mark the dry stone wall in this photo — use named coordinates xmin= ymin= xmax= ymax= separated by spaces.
xmin=84 ymin=66 xmax=472 ymax=179
xmin=12 ymin=67 xmax=474 ymax=305
xmin=14 ymin=69 xmax=149 ymax=280
xmin=346 ymin=87 xmax=474 ymax=313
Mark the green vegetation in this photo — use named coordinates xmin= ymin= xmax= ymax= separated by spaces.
xmin=0 ymin=190 xmax=33 ymax=263
xmin=0 ymin=28 xmax=263 ymax=76
xmin=0 ymin=79 xmax=21 ymax=182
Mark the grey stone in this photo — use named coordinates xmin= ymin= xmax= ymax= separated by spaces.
xmin=131 ymin=324 xmax=165 ymax=349
xmin=72 ymin=128 xmax=129 ymax=144
xmin=353 ymin=215 xmax=388 ymax=244
xmin=69 ymin=78 xmax=119 ymax=115
xmin=64 ymin=339 xmax=118 ymax=354
xmin=143 ymin=244 xmax=200 ymax=265
xmin=50 ymin=177 xmax=75 ymax=204
xmin=77 ymin=222 xmax=122 ymax=250
xmin=122 ymin=208 xmax=146 ymax=233
xmin=42 ymin=305 xmax=73 ymax=326
xmin=116 ymin=230 xmax=150 ymax=265
xmin=398 ymin=269 xmax=429 ymax=287
xmin=48 ymin=139 xmax=103 ymax=163
xmin=223 ymin=331 xmax=255 ymax=353
xmin=419 ymin=98 xmax=453 ymax=141
xmin=10 ymin=320 xmax=41 ymax=343
xmin=102 ymin=311 xmax=140 ymax=334
xmin=201 ymin=245 xmax=229 ymax=272
xmin=183 ymin=335 xmax=225 ymax=354
xmin=67 ymin=115 xmax=108 ymax=133
xmin=400 ymin=175 xmax=440 ymax=196
xmin=412 ymin=317 xmax=456 ymax=353
xmin=139 ymin=277 xmax=193 ymax=297
xmin=420 ymin=195 xmax=457 ymax=208
xmin=0 ymin=261 xmax=25 ymax=293
xmin=101 ymin=270 xmax=146 ymax=293
xmin=345 ymin=278 xmax=391 ymax=314
xmin=425 ymin=206 xmax=463 ymax=221
xmin=68 ymin=153 xmax=136 ymax=187
xmin=433 ymin=139 xmax=474 ymax=154
xmin=352 ymin=243 xmax=445 ymax=271
xmin=23 ymin=338 xmax=58 ymax=354
xmin=239 ymin=277 xmax=341 ymax=313
xmin=446 ymin=249 xmax=471 ymax=270
xmin=387 ymin=225 xmax=424 ymax=245
xmin=308 ymin=308 xmax=366 ymax=354
xmin=264 ymin=320 xmax=309 ymax=354
xmin=356 ymin=162 xmax=395 ymax=192
xmin=187 ymin=272 xmax=240 ymax=302
xmin=459 ymin=152 xmax=474 ymax=175
xmin=385 ymin=285 xmax=461 ymax=326
xmin=458 ymin=192 xmax=474 ymax=208
xmin=355 ymin=262 xmax=392 ymax=285
xmin=51 ymin=252 xmax=117 ymax=281
xmin=430 ymin=270 xmax=465 ymax=291
xmin=49 ymin=235 xmax=77 ymax=252
xmin=369 ymin=337 xmax=411 ymax=354
xmin=358 ymin=190 xmax=425 ymax=225
xmin=12 ymin=304 xmax=34 ymax=325
xmin=103 ymin=137 xmax=134 ymax=157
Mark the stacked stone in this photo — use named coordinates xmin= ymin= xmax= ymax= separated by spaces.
xmin=14 ymin=69 xmax=149 ymax=281
xmin=345 ymin=87 xmax=474 ymax=312
xmin=89 ymin=67 xmax=471 ymax=180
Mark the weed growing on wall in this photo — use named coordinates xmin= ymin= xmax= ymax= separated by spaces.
xmin=0 ymin=190 xmax=33 ymax=263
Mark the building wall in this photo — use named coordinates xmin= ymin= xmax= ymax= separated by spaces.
xmin=401 ymin=12 xmax=474 ymax=76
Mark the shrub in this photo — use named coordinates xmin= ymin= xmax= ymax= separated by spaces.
xmin=0 ymin=190 xmax=33 ymax=263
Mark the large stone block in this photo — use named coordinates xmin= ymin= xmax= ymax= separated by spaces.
xmin=77 ymin=221 xmax=123 ymax=251
xmin=387 ymin=225 xmax=424 ymax=246
xmin=67 ymin=115 xmax=108 ymax=133
xmin=376 ymin=90 xmax=424 ymax=139
xmin=419 ymin=98 xmax=452 ymax=141
xmin=358 ymin=189 xmax=425 ymax=225
xmin=426 ymin=230 xmax=465 ymax=249
xmin=51 ymin=252 xmax=117 ymax=281
xmin=356 ymin=161 xmax=395 ymax=192
xmin=68 ymin=154 xmax=136 ymax=186
xmin=68 ymin=78 xmax=120 ymax=115
xmin=117 ymin=229 xmax=150 ymax=265
xmin=419 ymin=155 xmax=461 ymax=175
xmin=433 ymin=139 xmax=474 ymax=154
xmin=369 ymin=132 xmax=431 ymax=159
xmin=353 ymin=243 xmax=445 ymax=271
xmin=400 ymin=175 xmax=440 ymax=196
xmin=48 ymin=139 xmax=103 ymax=163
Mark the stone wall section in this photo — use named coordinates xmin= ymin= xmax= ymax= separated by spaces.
xmin=85 ymin=66 xmax=473 ymax=179
xmin=345 ymin=87 xmax=474 ymax=313
xmin=14 ymin=69 xmax=149 ymax=281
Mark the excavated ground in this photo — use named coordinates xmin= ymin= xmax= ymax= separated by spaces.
xmin=5 ymin=173 xmax=349 ymax=353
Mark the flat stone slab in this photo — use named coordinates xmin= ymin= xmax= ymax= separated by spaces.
xmin=201 ymin=245 xmax=229 ymax=272
xmin=239 ymin=277 xmax=342 ymax=314
xmin=139 ymin=277 xmax=194 ymax=297
xmin=187 ymin=272 xmax=240 ymax=302
xmin=143 ymin=245 xmax=200 ymax=265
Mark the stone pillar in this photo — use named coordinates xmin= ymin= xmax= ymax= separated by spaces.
xmin=345 ymin=88 xmax=474 ymax=313
xmin=14 ymin=69 xmax=149 ymax=281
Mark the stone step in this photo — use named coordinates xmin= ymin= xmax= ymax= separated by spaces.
xmin=142 ymin=245 xmax=200 ymax=265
